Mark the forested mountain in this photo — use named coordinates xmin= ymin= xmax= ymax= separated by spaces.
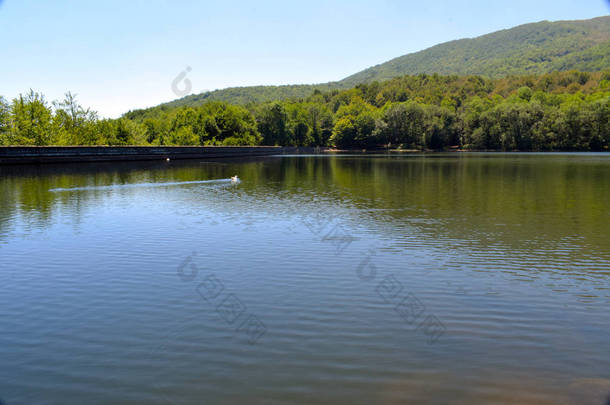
xmin=160 ymin=83 xmax=344 ymax=110
xmin=155 ymin=16 xmax=609 ymax=110
xmin=3 ymin=70 xmax=609 ymax=151
xmin=340 ymin=16 xmax=610 ymax=85
xmin=2 ymin=18 xmax=609 ymax=151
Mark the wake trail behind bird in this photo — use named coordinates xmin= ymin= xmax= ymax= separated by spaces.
xmin=49 ymin=179 xmax=234 ymax=192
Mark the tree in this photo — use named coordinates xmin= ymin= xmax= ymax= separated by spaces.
xmin=258 ymin=103 xmax=289 ymax=145
xmin=96 ymin=119 xmax=118 ymax=145
xmin=587 ymin=97 xmax=609 ymax=150
xmin=53 ymin=92 xmax=99 ymax=145
xmin=113 ymin=119 xmax=147 ymax=145
xmin=171 ymin=126 xmax=199 ymax=145
xmin=0 ymin=97 xmax=9 ymax=145
xmin=115 ymin=119 xmax=133 ymax=145
xmin=517 ymin=86 xmax=533 ymax=101
xmin=201 ymin=115 xmax=220 ymax=144
xmin=421 ymin=106 xmax=456 ymax=149
xmin=292 ymin=121 xmax=311 ymax=146
xmin=170 ymin=107 xmax=199 ymax=144
xmin=2 ymin=69 xmax=607 ymax=150
xmin=382 ymin=102 xmax=425 ymax=148
xmin=10 ymin=90 xmax=54 ymax=145
xmin=215 ymin=104 xmax=260 ymax=144
xmin=330 ymin=117 xmax=356 ymax=148
xmin=304 ymin=103 xmax=333 ymax=146
xmin=353 ymin=112 xmax=377 ymax=148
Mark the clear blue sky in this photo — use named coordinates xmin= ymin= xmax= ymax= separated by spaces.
xmin=1 ymin=0 xmax=608 ymax=117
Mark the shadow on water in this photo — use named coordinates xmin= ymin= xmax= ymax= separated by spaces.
xmin=2 ymin=153 xmax=608 ymax=265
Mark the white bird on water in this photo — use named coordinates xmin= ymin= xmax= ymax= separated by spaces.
xmin=231 ymin=175 xmax=239 ymax=182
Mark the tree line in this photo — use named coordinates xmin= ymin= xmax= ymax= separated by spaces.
xmin=1 ymin=70 xmax=608 ymax=151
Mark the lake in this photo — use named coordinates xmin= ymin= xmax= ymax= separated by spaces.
xmin=0 ymin=153 xmax=609 ymax=404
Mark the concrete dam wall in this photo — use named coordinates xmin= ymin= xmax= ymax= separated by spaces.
xmin=0 ymin=146 xmax=323 ymax=164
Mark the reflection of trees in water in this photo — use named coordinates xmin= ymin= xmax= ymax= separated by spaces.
xmin=332 ymin=155 xmax=609 ymax=256
xmin=1 ymin=154 xmax=609 ymax=261
xmin=0 ymin=159 xmax=251 ymax=241
xmin=253 ymin=154 xmax=610 ymax=257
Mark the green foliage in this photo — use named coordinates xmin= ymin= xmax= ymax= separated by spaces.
xmin=2 ymin=70 xmax=609 ymax=151
xmin=153 ymin=83 xmax=344 ymax=111
xmin=10 ymin=90 xmax=54 ymax=145
xmin=330 ymin=117 xmax=356 ymax=148
xmin=76 ymin=15 xmax=606 ymax=152
xmin=118 ymin=17 xmax=610 ymax=113
xmin=330 ymin=97 xmax=378 ymax=148
xmin=257 ymin=103 xmax=289 ymax=145
xmin=381 ymin=102 xmax=426 ymax=148
xmin=0 ymin=97 xmax=10 ymax=145
xmin=53 ymin=92 xmax=100 ymax=145
xmin=341 ymin=16 xmax=610 ymax=86
xmin=214 ymin=104 xmax=260 ymax=145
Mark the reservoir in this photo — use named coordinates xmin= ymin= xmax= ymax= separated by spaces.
xmin=1 ymin=153 xmax=609 ymax=404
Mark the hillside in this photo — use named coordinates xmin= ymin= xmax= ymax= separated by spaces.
xmin=340 ymin=16 xmax=610 ymax=86
xmin=160 ymin=83 xmax=346 ymax=110
xmin=140 ymin=16 xmax=610 ymax=113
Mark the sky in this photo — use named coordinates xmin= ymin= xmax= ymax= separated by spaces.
xmin=1 ymin=0 xmax=609 ymax=118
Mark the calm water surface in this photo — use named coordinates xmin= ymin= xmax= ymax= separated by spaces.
xmin=1 ymin=153 xmax=609 ymax=404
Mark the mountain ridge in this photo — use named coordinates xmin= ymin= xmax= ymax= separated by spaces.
xmin=142 ymin=15 xmax=610 ymax=113
xmin=340 ymin=15 xmax=610 ymax=86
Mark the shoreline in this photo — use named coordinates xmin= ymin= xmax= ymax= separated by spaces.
xmin=1 ymin=146 xmax=607 ymax=165
xmin=0 ymin=146 xmax=325 ymax=165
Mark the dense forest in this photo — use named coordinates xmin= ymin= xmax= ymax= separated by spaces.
xmin=1 ymin=70 xmax=609 ymax=151
xmin=161 ymin=16 xmax=609 ymax=108
xmin=341 ymin=16 xmax=610 ymax=85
